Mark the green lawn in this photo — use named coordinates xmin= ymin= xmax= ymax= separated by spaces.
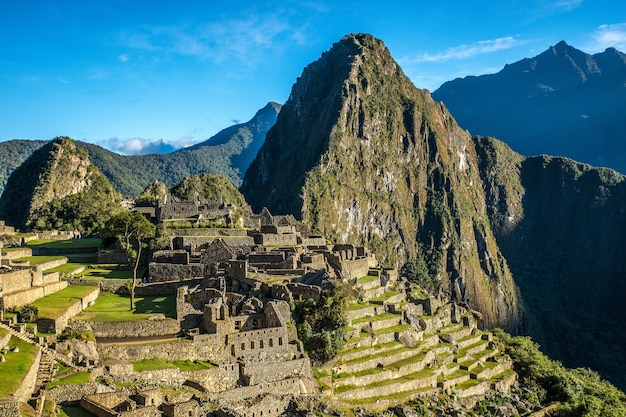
xmin=76 ymin=267 xmax=133 ymax=280
xmin=46 ymin=263 xmax=86 ymax=274
xmin=75 ymin=292 xmax=176 ymax=322
xmin=13 ymin=255 xmax=67 ymax=265
xmin=0 ymin=337 xmax=39 ymax=397
xmin=32 ymin=286 xmax=99 ymax=319
xmin=27 ymin=238 xmax=102 ymax=249
xmin=46 ymin=372 xmax=92 ymax=389
xmin=132 ymin=358 xmax=215 ymax=372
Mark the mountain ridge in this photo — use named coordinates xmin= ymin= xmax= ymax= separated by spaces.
xmin=432 ymin=41 xmax=626 ymax=173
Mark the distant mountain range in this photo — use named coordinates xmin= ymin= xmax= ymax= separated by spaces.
xmin=432 ymin=41 xmax=626 ymax=173
xmin=0 ymin=102 xmax=280 ymax=197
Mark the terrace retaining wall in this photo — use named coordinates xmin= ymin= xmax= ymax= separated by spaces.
xmin=91 ymin=319 xmax=180 ymax=338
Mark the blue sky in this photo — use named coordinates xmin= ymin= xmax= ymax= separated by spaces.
xmin=1 ymin=0 xmax=625 ymax=154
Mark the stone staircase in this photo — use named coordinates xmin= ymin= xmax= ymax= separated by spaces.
xmin=317 ymin=274 xmax=517 ymax=410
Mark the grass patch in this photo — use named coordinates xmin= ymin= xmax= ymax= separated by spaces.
xmin=357 ymin=275 xmax=378 ymax=284
xmin=347 ymin=300 xmax=372 ymax=311
xmin=370 ymin=291 xmax=401 ymax=303
xmin=0 ymin=337 xmax=39 ymax=397
xmin=133 ymin=358 xmax=177 ymax=372
xmin=32 ymin=286 xmax=98 ymax=319
xmin=13 ymin=255 xmax=67 ymax=265
xmin=46 ymin=372 xmax=92 ymax=389
xmin=456 ymin=378 xmax=484 ymax=390
xmin=75 ymin=292 xmax=176 ymax=322
xmin=76 ymin=267 xmax=133 ymax=280
xmin=57 ymin=406 xmax=96 ymax=417
xmin=46 ymin=263 xmax=86 ymax=274
xmin=27 ymin=238 xmax=102 ymax=249
xmin=340 ymin=345 xmax=412 ymax=365
xmin=376 ymin=323 xmax=412 ymax=335
xmin=351 ymin=312 xmax=400 ymax=325
xmin=132 ymin=358 xmax=215 ymax=372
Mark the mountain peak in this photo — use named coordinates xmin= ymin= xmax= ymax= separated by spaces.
xmin=242 ymin=33 xmax=520 ymax=329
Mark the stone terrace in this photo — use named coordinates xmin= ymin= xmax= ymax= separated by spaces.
xmin=317 ymin=269 xmax=517 ymax=411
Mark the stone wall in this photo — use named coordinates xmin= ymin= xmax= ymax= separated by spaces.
xmin=241 ymin=358 xmax=312 ymax=386
xmin=12 ymin=346 xmax=41 ymax=403
xmin=215 ymin=378 xmax=303 ymax=402
xmin=226 ymin=327 xmax=296 ymax=360
xmin=0 ymin=268 xmax=35 ymax=294
xmin=120 ymin=364 xmax=240 ymax=394
xmin=175 ymin=236 xmax=254 ymax=251
xmin=1 ymin=281 xmax=68 ymax=310
xmin=253 ymin=233 xmax=297 ymax=246
xmin=98 ymin=250 xmax=128 ymax=264
xmin=91 ymin=319 xmax=180 ymax=338
xmin=98 ymin=334 xmax=229 ymax=364
xmin=148 ymin=263 xmax=206 ymax=283
xmin=164 ymin=229 xmax=249 ymax=237
xmin=0 ymin=402 xmax=19 ymax=417
xmin=1 ymin=248 xmax=32 ymax=261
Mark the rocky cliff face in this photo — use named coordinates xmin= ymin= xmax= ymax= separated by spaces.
xmin=0 ymin=136 xmax=121 ymax=232
xmin=242 ymin=34 xmax=520 ymax=330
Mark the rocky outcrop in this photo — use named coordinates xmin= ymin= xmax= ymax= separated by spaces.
xmin=242 ymin=34 xmax=520 ymax=330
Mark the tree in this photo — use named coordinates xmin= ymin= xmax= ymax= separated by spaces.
xmin=101 ymin=211 xmax=155 ymax=310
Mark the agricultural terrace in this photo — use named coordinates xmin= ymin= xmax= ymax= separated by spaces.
xmin=32 ymin=286 xmax=99 ymax=319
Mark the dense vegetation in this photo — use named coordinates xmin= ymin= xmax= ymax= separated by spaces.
xmin=290 ymin=283 xmax=349 ymax=362
xmin=494 ymin=329 xmax=626 ymax=417
xmin=0 ymin=137 xmax=123 ymax=233
xmin=0 ymin=139 xmax=46 ymax=192
xmin=170 ymin=173 xmax=248 ymax=207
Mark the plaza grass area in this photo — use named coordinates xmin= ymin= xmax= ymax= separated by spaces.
xmin=75 ymin=292 xmax=176 ymax=322
xmin=13 ymin=255 xmax=67 ymax=265
xmin=132 ymin=358 xmax=216 ymax=372
xmin=0 ymin=337 xmax=39 ymax=397
xmin=77 ymin=267 xmax=133 ymax=280
xmin=26 ymin=238 xmax=102 ymax=249
xmin=32 ymin=285 xmax=99 ymax=319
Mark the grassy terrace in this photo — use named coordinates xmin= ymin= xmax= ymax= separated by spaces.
xmin=26 ymin=238 xmax=102 ymax=249
xmin=351 ymin=312 xmax=400 ymax=325
xmin=370 ymin=291 xmax=401 ymax=303
xmin=0 ymin=337 xmax=39 ymax=397
xmin=132 ymin=358 xmax=216 ymax=372
xmin=75 ymin=292 xmax=176 ymax=322
xmin=357 ymin=275 xmax=378 ymax=284
xmin=340 ymin=344 xmax=413 ymax=365
xmin=335 ymin=367 xmax=434 ymax=393
xmin=76 ymin=267 xmax=133 ymax=280
xmin=347 ymin=300 xmax=374 ymax=311
xmin=32 ymin=285 xmax=99 ymax=319
xmin=46 ymin=372 xmax=92 ymax=389
xmin=13 ymin=255 xmax=67 ymax=265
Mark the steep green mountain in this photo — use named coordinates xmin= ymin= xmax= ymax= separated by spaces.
xmin=170 ymin=173 xmax=247 ymax=207
xmin=0 ymin=102 xmax=280 ymax=197
xmin=241 ymin=33 xmax=626 ymax=389
xmin=242 ymin=34 xmax=521 ymax=330
xmin=0 ymin=136 xmax=122 ymax=234
xmin=476 ymin=136 xmax=626 ymax=389
xmin=432 ymin=41 xmax=626 ymax=173
xmin=0 ymin=139 xmax=46 ymax=192
xmin=135 ymin=181 xmax=169 ymax=207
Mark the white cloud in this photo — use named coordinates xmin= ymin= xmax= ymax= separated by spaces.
xmin=551 ymin=0 xmax=583 ymax=11
xmin=102 ymin=137 xmax=186 ymax=155
xmin=118 ymin=54 xmax=129 ymax=63
xmin=585 ymin=23 xmax=626 ymax=53
xmin=405 ymin=37 xmax=519 ymax=63
xmin=120 ymin=13 xmax=304 ymax=68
